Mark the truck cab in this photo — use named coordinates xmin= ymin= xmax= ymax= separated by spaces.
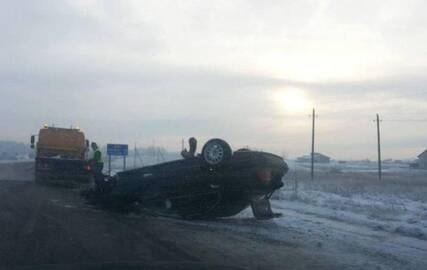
xmin=31 ymin=125 xmax=91 ymax=186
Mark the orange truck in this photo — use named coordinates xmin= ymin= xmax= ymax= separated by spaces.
xmin=30 ymin=125 xmax=91 ymax=186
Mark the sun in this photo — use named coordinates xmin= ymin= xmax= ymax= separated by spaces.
xmin=276 ymin=88 xmax=309 ymax=113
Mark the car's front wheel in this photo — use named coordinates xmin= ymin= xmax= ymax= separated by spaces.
xmin=201 ymin=138 xmax=232 ymax=167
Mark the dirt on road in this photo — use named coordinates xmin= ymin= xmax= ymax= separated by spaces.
xmin=0 ymin=162 xmax=425 ymax=270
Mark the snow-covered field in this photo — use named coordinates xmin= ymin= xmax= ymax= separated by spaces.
xmin=288 ymin=159 xmax=416 ymax=173
xmin=275 ymin=166 xmax=427 ymax=240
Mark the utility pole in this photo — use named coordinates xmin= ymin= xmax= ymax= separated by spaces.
xmin=311 ymin=108 xmax=316 ymax=181
xmin=375 ymin=114 xmax=382 ymax=180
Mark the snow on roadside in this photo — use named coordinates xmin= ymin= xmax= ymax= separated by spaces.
xmin=273 ymin=188 xmax=427 ymax=240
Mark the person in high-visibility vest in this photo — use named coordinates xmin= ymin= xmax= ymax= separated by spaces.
xmin=89 ymin=142 xmax=104 ymax=191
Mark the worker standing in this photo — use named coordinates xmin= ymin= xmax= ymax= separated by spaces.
xmin=89 ymin=142 xmax=104 ymax=191
xmin=181 ymin=137 xmax=197 ymax=159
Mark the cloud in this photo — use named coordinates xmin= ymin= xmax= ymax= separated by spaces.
xmin=1 ymin=0 xmax=427 ymax=159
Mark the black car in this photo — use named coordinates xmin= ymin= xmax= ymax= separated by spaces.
xmin=91 ymin=139 xmax=288 ymax=220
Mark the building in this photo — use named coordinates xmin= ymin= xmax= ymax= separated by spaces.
xmin=417 ymin=150 xmax=427 ymax=169
xmin=296 ymin=152 xmax=331 ymax=163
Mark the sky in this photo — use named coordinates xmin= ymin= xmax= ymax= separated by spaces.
xmin=1 ymin=0 xmax=427 ymax=159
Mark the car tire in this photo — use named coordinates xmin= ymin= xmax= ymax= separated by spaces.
xmin=201 ymin=139 xmax=232 ymax=167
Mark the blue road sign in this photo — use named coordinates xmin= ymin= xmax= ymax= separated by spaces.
xmin=107 ymin=144 xmax=128 ymax=156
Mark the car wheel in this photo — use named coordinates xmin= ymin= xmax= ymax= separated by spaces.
xmin=201 ymin=139 xmax=232 ymax=166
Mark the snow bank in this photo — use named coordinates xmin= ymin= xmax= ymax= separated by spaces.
xmin=274 ymin=186 xmax=427 ymax=240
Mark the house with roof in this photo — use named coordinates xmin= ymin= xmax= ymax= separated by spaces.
xmin=296 ymin=152 xmax=331 ymax=163
xmin=418 ymin=150 xmax=427 ymax=169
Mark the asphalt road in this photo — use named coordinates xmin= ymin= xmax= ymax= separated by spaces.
xmin=0 ymin=162 xmax=425 ymax=270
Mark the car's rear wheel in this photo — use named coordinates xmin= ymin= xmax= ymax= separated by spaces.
xmin=201 ymin=139 xmax=232 ymax=166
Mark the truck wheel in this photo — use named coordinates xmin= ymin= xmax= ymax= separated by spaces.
xmin=201 ymin=139 xmax=232 ymax=166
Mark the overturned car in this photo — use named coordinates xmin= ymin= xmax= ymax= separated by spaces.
xmin=88 ymin=139 xmax=288 ymax=220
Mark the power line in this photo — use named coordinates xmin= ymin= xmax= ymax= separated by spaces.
xmin=383 ymin=119 xmax=427 ymax=122
xmin=308 ymin=90 xmax=427 ymax=116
